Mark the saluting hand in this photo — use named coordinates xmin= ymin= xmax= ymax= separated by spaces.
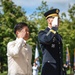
xmin=52 ymin=17 xmax=59 ymax=28
xmin=17 ymin=30 xmax=26 ymax=39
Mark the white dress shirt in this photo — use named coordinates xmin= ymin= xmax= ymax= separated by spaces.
xmin=32 ymin=65 xmax=38 ymax=75
xmin=7 ymin=38 xmax=32 ymax=75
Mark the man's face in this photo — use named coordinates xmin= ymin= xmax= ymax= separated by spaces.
xmin=16 ymin=26 xmax=29 ymax=40
xmin=47 ymin=17 xmax=54 ymax=25
xmin=47 ymin=16 xmax=59 ymax=27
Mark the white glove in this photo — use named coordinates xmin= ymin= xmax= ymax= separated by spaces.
xmin=52 ymin=17 xmax=58 ymax=27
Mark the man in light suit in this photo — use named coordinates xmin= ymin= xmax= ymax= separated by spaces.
xmin=7 ymin=22 xmax=32 ymax=75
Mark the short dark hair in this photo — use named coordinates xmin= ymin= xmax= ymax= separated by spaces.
xmin=14 ymin=22 xmax=28 ymax=34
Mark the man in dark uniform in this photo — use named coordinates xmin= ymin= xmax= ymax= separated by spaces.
xmin=38 ymin=9 xmax=63 ymax=75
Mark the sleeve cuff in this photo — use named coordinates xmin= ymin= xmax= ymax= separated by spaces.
xmin=50 ymin=29 xmax=56 ymax=34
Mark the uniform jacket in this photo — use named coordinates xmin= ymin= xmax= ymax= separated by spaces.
xmin=38 ymin=27 xmax=63 ymax=75
xmin=7 ymin=38 xmax=32 ymax=75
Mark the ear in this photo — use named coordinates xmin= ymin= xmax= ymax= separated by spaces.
xmin=16 ymin=30 xmax=19 ymax=36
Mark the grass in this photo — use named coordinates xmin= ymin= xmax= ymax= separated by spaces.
xmin=0 ymin=71 xmax=7 ymax=75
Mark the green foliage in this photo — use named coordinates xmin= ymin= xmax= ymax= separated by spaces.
xmin=0 ymin=72 xmax=7 ymax=75
xmin=30 ymin=1 xmax=49 ymax=30
xmin=58 ymin=4 xmax=75 ymax=65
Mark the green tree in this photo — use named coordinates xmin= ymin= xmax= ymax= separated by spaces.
xmin=58 ymin=4 xmax=75 ymax=66
xmin=30 ymin=1 xmax=49 ymax=30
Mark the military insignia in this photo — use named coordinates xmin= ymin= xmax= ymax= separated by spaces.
xmin=53 ymin=37 xmax=56 ymax=42
xmin=51 ymin=44 xmax=55 ymax=48
xmin=56 ymin=9 xmax=59 ymax=13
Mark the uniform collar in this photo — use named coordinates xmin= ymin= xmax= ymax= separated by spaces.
xmin=45 ymin=27 xmax=50 ymax=31
xmin=48 ymin=26 xmax=52 ymax=29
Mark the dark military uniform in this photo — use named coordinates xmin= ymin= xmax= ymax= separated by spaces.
xmin=38 ymin=27 xmax=63 ymax=75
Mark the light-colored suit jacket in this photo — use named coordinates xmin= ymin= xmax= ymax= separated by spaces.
xmin=7 ymin=38 xmax=32 ymax=75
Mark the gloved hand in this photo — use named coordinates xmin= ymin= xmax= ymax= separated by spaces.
xmin=52 ymin=17 xmax=58 ymax=27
